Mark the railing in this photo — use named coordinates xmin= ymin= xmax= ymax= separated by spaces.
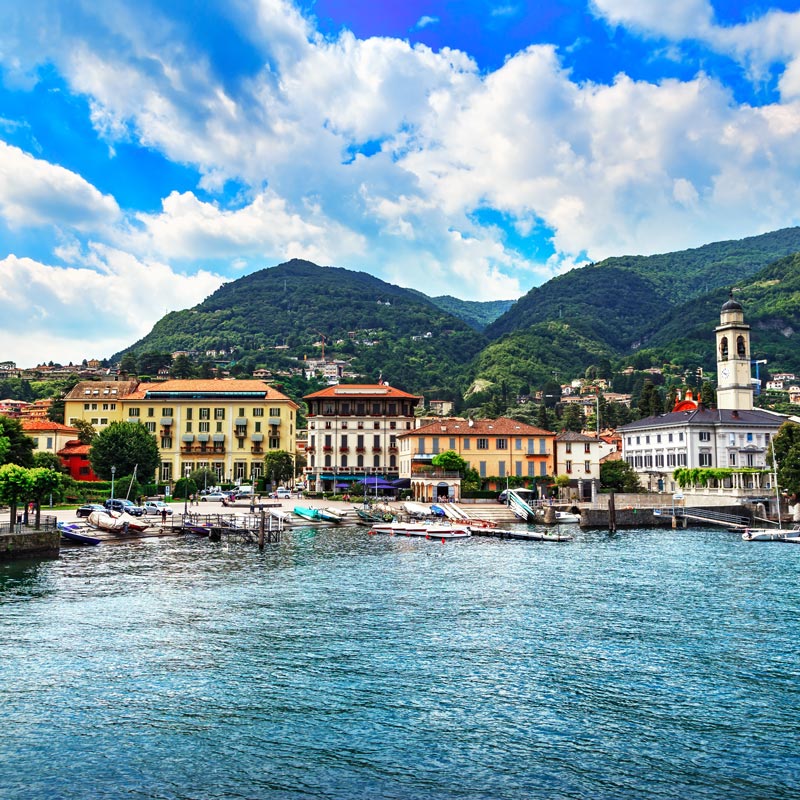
xmin=372 ymin=446 xmax=382 ymax=452
xmin=251 ymin=447 xmax=264 ymax=454
xmin=410 ymin=468 xmax=460 ymax=478
xmin=0 ymin=514 xmax=58 ymax=535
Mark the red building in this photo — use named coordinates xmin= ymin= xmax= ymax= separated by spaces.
xmin=58 ymin=440 xmax=100 ymax=482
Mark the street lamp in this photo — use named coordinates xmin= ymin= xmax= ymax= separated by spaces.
xmin=183 ymin=464 xmax=190 ymax=515
xmin=111 ymin=466 xmax=116 ymax=503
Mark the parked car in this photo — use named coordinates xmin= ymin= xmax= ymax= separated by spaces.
xmin=142 ymin=501 xmax=173 ymax=516
xmin=76 ymin=503 xmax=106 ymax=518
xmin=200 ymin=492 xmax=226 ymax=502
xmin=104 ymin=498 xmax=145 ymax=516
xmin=275 ymin=487 xmax=292 ymax=499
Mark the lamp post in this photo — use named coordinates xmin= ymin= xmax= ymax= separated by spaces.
xmin=183 ymin=465 xmax=190 ymax=515
xmin=111 ymin=466 xmax=116 ymax=503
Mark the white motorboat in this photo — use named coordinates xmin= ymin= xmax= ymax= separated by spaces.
xmin=403 ymin=501 xmax=432 ymax=518
xmin=555 ymin=511 xmax=581 ymax=523
xmin=742 ymin=528 xmax=787 ymax=541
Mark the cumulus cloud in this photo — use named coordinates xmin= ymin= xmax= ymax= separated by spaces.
xmin=0 ymin=141 xmax=120 ymax=230
xmin=0 ymin=248 xmax=223 ymax=364
xmin=0 ymin=0 xmax=798 ymax=366
xmin=414 ymin=16 xmax=439 ymax=30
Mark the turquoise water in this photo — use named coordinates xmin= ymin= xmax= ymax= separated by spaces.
xmin=1 ymin=526 xmax=799 ymax=799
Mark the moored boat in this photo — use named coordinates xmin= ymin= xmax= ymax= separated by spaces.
xmin=318 ymin=508 xmax=344 ymax=523
xmin=58 ymin=522 xmax=101 ymax=546
xmin=87 ymin=511 xmax=147 ymax=533
xmin=293 ymin=506 xmax=320 ymax=521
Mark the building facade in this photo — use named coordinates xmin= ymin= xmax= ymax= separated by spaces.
xmin=66 ymin=379 xmax=298 ymax=485
xmin=21 ymin=420 xmax=79 ymax=456
xmin=303 ymin=384 xmax=420 ymax=492
xmin=620 ymin=296 xmax=788 ymax=496
xmin=554 ymin=431 xmax=618 ymax=501
xmin=397 ymin=417 xmax=556 ymax=501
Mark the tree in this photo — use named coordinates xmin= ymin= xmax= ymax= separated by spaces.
xmin=560 ymin=404 xmax=585 ymax=433
xmin=89 ymin=422 xmax=161 ymax=482
xmin=263 ymin=450 xmax=295 ymax=486
xmin=33 ymin=451 xmax=67 ymax=472
xmin=431 ymin=450 xmax=469 ymax=475
xmin=600 ymin=460 xmax=642 ymax=492
xmin=0 ymin=463 xmax=32 ymax=525
xmin=119 ymin=353 xmax=138 ymax=375
xmin=172 ymin=354 xmax=195 ymax=379
xmin=700 ymin=380 xmax=717 ymax=408
xmin=72 ymin=419 xmax=97 ymax=444
xmin=0 ymin=415 xmax=35 ymax=467
xmin=190 ymin=467 xmax=216 ymax=492
xmin=769 ymin=422 xmax=800 ymax=494
xmin=174 ymin=476 xmax=196 ymax=500
xmin=461 ymin=467 xmax=481 ymax=493
xmin=28 ymin=467 xmax=66 ymax=528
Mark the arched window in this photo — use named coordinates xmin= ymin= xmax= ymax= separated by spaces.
xmin=324 ymin=454 xmax=331 ymax=467
xmin=340 ymin=455 xmax=348 ymax=468
xmin=737 ymin=335 xmax=747 ymax=358
xmin=357 ymin=454 xmax=364 ymax=467
xmin=720 ymin=336 xmax=728 ymax=360
xmin=373 ymin=454 xmax=380 ymax=468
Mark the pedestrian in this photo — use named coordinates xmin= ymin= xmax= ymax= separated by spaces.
xmin=161 ymin=508 xmax=167 ymax=525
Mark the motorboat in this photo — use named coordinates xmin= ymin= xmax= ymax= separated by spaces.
xmin=742 ymin=528 xmax=791 ymax=541
xmin=555 ymin=511 xmax=581 ymax=523
xmin=293 ymin=506 xmax=320 ymax=521
xmin=318 ymin=508 xmax=345 ymax=523
xmin=58 ymin=522 xmax=101 ymax=546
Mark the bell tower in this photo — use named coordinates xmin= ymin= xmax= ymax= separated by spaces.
xmin=715 ymin=293 xmax=752 ymax=411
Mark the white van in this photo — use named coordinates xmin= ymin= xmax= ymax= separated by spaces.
xmin=235 ymin=485 xmax=254 ymax=495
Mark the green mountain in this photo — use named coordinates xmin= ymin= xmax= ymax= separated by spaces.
xmin=426 ymin=296 xmax=514 ymax=330
xmin=469 ymin=227 xmax=800 ymax=393
xmin=486 ymin=226 xmax=800 ymax=349
xmin=119 ymin=259 xmax=486 ymax=396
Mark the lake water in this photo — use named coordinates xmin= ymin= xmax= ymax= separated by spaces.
xmin=1 ymin=525 xmax=799 ymax=799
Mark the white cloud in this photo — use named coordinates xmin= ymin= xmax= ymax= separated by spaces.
xmin=0 ymin=248 xmax=223 ymax=364
xmin=414 ymin=16 xmax=439 ymax=30
xmin=0 ymin=141 xmax=120 ymax=230
xmin=590 ymin=0 xmax=715 ymax=39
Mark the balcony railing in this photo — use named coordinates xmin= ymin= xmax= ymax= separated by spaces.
xmin=339 ymin=446 xmax=350 ymax=452
xmin=410 ymin=467 xmax=461 ymax=478
xmin=322 ymin=446 xmax=333 ymax=452
xmin=372 ymin=446 xmax=382 ymax=452
xmin=251 ymin=447 xmax=264 ymax=454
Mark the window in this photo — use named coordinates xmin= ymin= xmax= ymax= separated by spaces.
xmin=253 ymin=408 xmax=264 ymax=417
xmin=450 ymin=438 xmax=456 ymax=450
xmin=655 ymin=455 xmax=664 ymax=467
xmin=374 ymin=422 xmax=380 ymax=430
xmin=148 ymin=407 xmax=154 ymax=417
xmin=102 ymin=403 xmax=108 ymax=410
xmin=129 ymin=408 xmax=140 ymax=417
xmin=656 ymin=435 xmax=661 ymax=443
xmin=199 ymin=422 xmax=210 ymax=433
xmin=566 ymin=460 xmax=572 ymax=473
xmin=477 ymin=438 xmax=489 ymax=450
xmin=269 ymin=407 xmax=281 ymax=417
xmin=565 ymin=442 xmax=572 ymax=454
xmin=185 ymin=422 xmax=192 ymax=432
xmin=216 ymin=421 xmax=223 ymax=432
xmin=515 ymin=438 xmax=522 ymax=451
xmin=161 ymin=437 xmax=172 ymax=449
xmin=584 ymin=461 xmax=591 ymax=472
xmin=199 ymin=408 xmax=210 ymax=420
xmin=341 ymin=455 xmax=348 ymax=467
xmin=498 ymin=462 xmax=506 ymax=477
xmin=463 ymin=437 xmax=470 ymax=450
xmin=214 ymin=408 xmax=225 ymax=420
xmin=668 ymin=433 xmax=673 ymax=442
xmin=341 ymin=435 xmax=348 ymax=448
xmin=255 ymin=421 xmax=261 ymax=433
xmin=186 ymin=408 xmax=192 ymax=420
xmin=645 ymin=436 xmax=650 ymax=444
xmin=238 ymin=407 xmax=245 ymax=417
xmin=699 ymin=431 xmax=711 ymax=442
xmin=679 ymin=433 xmax=684 ymax=442
xmin=699 ymin=452 xmax=712 ymax=466
xmin=729 ymin=452 xmax=737 ymax=466
xmin=269 ymin=437 xmax=280 ymax=449
xmin=746 ymin=432 xmax=753 ymax=442
xmin=667 ymin=454 xmax=676 ymax=467
xmin=515 ymin=461 xmax=522 ymax=477
xmin=729 ymin=433 xmax=736 ymax=446
xmin=84 ymin=403 xmax=90 ymax=410
xmin=432 ymin=437 xmax=439 ymax=454
xmin=372 ymin=402 xmax=381 ymax=415
xmin=390 ymin=421 xmax=396 ymax=430
xmin=145 ymin=422 xmax=156 ymax=433
xmin=636 ymin=436 xmax=640 ymax=445
xmin=479 ymin=461 xmax=487 ymax=477
xmin=91 ymin=403 xmax=97 ymax=410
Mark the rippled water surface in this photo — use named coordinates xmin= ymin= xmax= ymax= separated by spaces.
xmin=2 ymin=526 xmax=799 ymax=799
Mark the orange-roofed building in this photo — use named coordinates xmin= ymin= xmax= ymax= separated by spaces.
xmin=303 ymin=384 xmax=421 ymax=492
xmin=21 ymin=419 xmax=79 ymax=457
xmin=397 ymin=417 xmax=556 ymax=502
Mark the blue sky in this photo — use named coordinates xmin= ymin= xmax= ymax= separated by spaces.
xmin=1 ymin=0 xmax=800 ymax=364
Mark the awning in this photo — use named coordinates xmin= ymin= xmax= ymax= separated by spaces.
xmin=160 ymin=417 xmax=173 ymax=426
xmin=197 ymin=433 xmax=210 ymax=442
xmin=235 ymin=417 xmax=248 ymax=426
xmin=181 ymin=434 xmax=195 ymax=443
xmin=319 ymin=474 xmax=361 ymax=481
xmin=251 ymin=433 xmax=264 ymax=442
xmin=212 ymin=433 xmax=225 ymax=442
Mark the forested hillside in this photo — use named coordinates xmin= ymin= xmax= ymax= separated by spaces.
xmin=426 ymin=296 xmax=514 ymax=330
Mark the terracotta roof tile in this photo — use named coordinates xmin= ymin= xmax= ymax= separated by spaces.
xmin=65 ymin=380 xmax=139 ymax=400
xmin=21 ymin=420 xmax=78 ymax=433
xmin=398 ymin=416 xmax=555 ymax=437
xmin=127 ymin=379 xmax=296 ymax=405
xmin=304 ymin=384 xmax=420 ymax=400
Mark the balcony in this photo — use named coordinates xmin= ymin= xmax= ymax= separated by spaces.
xmin=410 ymin=467 xmax=461 ymax=478
xmin=388 ymin=445 xmax=398 ymax=453
xmin=372 ymin=446 xmax=382 ymax=453
xmin=356 ymin=447 xmax=366 ymax=453
xmin=322 ymin=446 xmax=333 ymax=453
xmin=305 ymin=446 xmax=315 ymax=454
xmin=339 ymin=447 xmax=350 ymax=453
xmin=251 ymin=446 xmax=264 ymax=455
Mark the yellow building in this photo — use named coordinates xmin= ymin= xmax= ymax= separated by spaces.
xmin=125 ymin=380 xmax=297 ymax=485
xmin=64 ymin=380 xmax=139 ymax=429
xmin=65 ymin=379 xmax=298 ymax=485
xmin=398 ymin=417 xmax=556 ymax=501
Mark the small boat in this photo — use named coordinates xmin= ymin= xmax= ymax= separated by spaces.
xmin=87 ymin=511 xmax=148 ymax=533
xmin=270 ymin=509 xmax=293 ymax=523
xmin=742 ymin=528 xmax=788 ymax=541
xmin=425 ymin=523 xmax=471 ymax=538
xmin=555 ymin=511 xmax=581 ymax=523
xmin=402 ymin=501 xmax=431 ymax=518
xmin=319 ymin=508 xmax=344 ymax=523
xmin=356 ymin=506 xmax=394 ymax=523
xmin=430 ymin=504 xmax=447 ymax=517
xmin=293 ymin=506 xmax=320 ymax=521
xmin=58 ymin=522 xmax=101 ymax=546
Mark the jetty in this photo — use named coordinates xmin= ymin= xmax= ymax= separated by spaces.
xmin=0 ymin=514 xmax=60 ymax=560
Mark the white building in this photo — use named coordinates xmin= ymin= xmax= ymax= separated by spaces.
xmin=619 ymin=295 xmax=788 ymax=498
xmin=554 ymin=431 xmax=618 ymax=501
